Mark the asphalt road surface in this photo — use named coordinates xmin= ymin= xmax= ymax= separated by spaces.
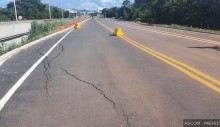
xmin=0 ymin=18 xmax=220 ymax=127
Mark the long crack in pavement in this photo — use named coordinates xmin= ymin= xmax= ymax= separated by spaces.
xmin=37 ymin=42 xmax=131 ymax=126
xmin=37 ymin=43 xmax=65 ymax=103
xmin=60 ymin=66 xmax=116 ymax=110
xmin=37 ymin=47 xmax=51 ymax=103
xmin=42 ymin=57 xmax=51 ymax=103
xmin=60 ymin=66 xmax=131 ymax=127
xmin=48 ymin=43 xmax=64 ymax=68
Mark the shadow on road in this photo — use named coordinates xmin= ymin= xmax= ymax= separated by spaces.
xmin=109 ymin=34 xmax=115 ymax=36
xmin=188 ymin=46 xmax=220 ymax=51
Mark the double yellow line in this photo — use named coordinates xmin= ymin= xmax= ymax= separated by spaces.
xmin=95 ymin=19 xmax=220 ymax=93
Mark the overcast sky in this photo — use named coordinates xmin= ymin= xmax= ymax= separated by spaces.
xmin=0 ymin=0 xmax=134 ymax=10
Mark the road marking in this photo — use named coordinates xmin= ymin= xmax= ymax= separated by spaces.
xmin=0 ymin=29 xmax=73 ymax=111
xmin=109 ymin=21 xmax=220 ymax=45
xmin=209 ymin=35 xmax=220 ymax=39
xmin=0 ymin=55 xmax=13 ymax=67
xmin=0 ymin=59 xmax=7 ymax=67
xmin=0 ymin=19 xmax=90 ymax=111
xmin=96 ymin=19 xmax=220 ymax=93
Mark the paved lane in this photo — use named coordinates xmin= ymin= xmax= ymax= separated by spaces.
xmin=0 ymin=30 xmax=71 ymax=101
xmin=0 ymin=19 xmax=220 ymax=127
xmin=98 ymin=18 xmax=220 ymax=81
xmin=109 ymin=19 xmax=220 ymax=43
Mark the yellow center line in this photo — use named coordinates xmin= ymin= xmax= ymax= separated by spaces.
xmin=122 ymin=36 xmax=220 ymax=86
xmin=95 ymin=19 xmax=220 ymax=93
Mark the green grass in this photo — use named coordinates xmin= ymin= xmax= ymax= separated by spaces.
xmin=26 ymin=20 xmax=65 ymax=44
xmin=170 ymin=24 xmax=220 ymax=35
xmin=137 ymin=21 xmax=220 ymax=35
xmin=0 ymin=20 xmax=66 ymax=56
xmin=0 ymin=42 xmax=20 ymax=55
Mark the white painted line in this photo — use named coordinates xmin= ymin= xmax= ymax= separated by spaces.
xmin=209 ymin=35 xmax=220 ymax=39
xmin=0 ymin=29 xmax=73 ymax=111
xmin=0 ymin=59 xmax=7 ymax=67
xmin=0 ymin=18 xmax=90 ymax=64
xmin=0 ymin=18 xmax=90 ymax=111
xmin=0 ymin=55 xmax=13 ymax=67
xmin=110 ymin=21 xmax=220 ymax=46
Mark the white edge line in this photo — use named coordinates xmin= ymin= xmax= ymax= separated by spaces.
xmin=0 ymin=59 xmax=7 ymax=67
xmin=110 ymin=21 xmax=220 ymax=46
xmin=0 ymin=25 xmax=71 ymax=63
xmin=0 ymin=29 xmax=73 ymax=111
xmin=0 ymin=18 xmax=90 ymax=64
xmin=0 ymin=18 xmax=90 ymax=111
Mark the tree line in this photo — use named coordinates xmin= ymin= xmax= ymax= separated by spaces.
xmin=0 ymin=0 xmax=69 ymax=21
xmin=102 ymin=0 xmax=220 ymax=30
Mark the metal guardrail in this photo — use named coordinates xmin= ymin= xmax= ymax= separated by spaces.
xmin=0 ymin=32 xmax=29 ymax=51
xmin=0 ymin=17 xmax=79 ymax=24
xmin=0 ymin=32 xmax=29 ymax=42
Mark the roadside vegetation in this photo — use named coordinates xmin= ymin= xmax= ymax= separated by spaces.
xmin=27 ymin=21 xmax=65 ymax=42
xmin=170 ymin=24 xmax=220 ymax=35
xmin=0 ymin=18 xmax=86 ymax=56
xmin=0 ymin=20 xmax=65 ymax=56
xmin=0 ymin=0 xmax=69 ymax=21
xmin=102 ymin=0 xmax=220 ymax=31
xmin=0 ymin=42 xmax=19 ymax=56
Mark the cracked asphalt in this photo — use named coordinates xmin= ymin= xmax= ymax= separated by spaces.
xmin=0 ymin=18 xmax=220 ymax=127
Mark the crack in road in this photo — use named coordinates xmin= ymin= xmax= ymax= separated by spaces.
xmin=37 ymin=47 xmax=44 ymax=56
xmin=37 ymin=47 xmax=51 ymax=103
xmin=60 ymin=66 xmax=131 ymax=127
xmin=48 ymin=43 xmax=64 ymax=68
xmin=60 ymin=66 xmax=117 ymax=110
xmin=36 ymin=43 xmax=65 ymax=103
xmin=42 ymin=57 xmax=51 ymax=103
xmin=122 ymin=108 xmax=131 ymax=127
xmin=37 ymin=45 xmax=131 ymax=126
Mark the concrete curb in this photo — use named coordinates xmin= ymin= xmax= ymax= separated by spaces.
xmin=0 ymin=18 xmax=90 ymax=63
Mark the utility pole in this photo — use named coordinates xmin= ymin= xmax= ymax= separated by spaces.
xmin=48 ymin=0 xmax=52 ymax=19
xmin=61 ymin=0 xmax=64 ymax=19
xmin=104 ymin=3 xmax=106 ymax=18
xmin=13 ymin=0 xmax=18 ymax=21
